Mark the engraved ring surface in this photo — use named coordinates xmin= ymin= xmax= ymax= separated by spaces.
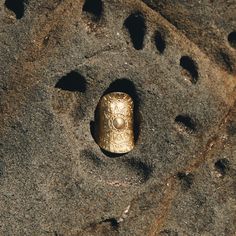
xmin=97 ymin=92 xmax=135 ymax=154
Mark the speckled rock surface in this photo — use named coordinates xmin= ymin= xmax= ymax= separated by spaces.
xmin=0 ymin=0 xmax=235 ymax=235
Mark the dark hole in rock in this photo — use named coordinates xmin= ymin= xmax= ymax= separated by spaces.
xmin=177 ymin=172 xmax=194 ymax=190
xmin=180 ymin=56 xmax=199 ymax=83
xmin=90 ymin=120 xmax=97 ymax=145
xmin=100 ymin=149 xmax=124 ymax=158
xmin=88 ymin=218 xmax=119 ymax=233
xmin=81 ymin=150 xmax=104 ymax=167
xmin=175 ymin=115 xmax=197 ymax=133
xmin=218 ymin=51 xmax=233 ymax=73
xmin=5 ymin=0 xmax=27 ymax=19
xmin=82 ymin=0 xmax=103 ymax=21
xmin=227 ymin=121 xmax=236 ymax=136
xmin=155 ymin=31 xmax=166 ymax=54
xmin=54 ymin=232 xmax=63 ymax=236
xmin=102 ymin=218 xmax=119 ymax=230
xmin=55 ymin=71 xmax=86 ymax=92
xmin=126 ymin=158 xmax=153 ymax=182
xmin=228 ymin=31 xmax=236 ymax=49
xmin=215 ymin=158 xmax=230 ymax=176
xmin=91 ymin=79 xmax=140 ymax=158
xmin=124 ymin=12 xmax=146 ymax=50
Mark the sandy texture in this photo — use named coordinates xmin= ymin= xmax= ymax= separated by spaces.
xmin=0 ymin=0 xmax=235 ymax=235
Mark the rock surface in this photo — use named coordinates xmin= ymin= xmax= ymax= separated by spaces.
xmin=0 ymin=0 xmax=235 ymax=235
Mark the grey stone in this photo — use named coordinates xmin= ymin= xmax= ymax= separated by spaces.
xmin=0 ymin=0 xmax=235 ymax=235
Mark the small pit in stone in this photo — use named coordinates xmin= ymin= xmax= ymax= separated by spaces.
xmin=215 ymin=158 xmax=230 ymax=176
xmin=227 ymin=121 xmax=236 ymax=136
xmin=125 ymin=158 xmax=153 ymax=183
xmin=154 ymin=31 xmax=166 ymax=54
xmin=124 ymin=12 xmax=146 ymax=50
xmin=102 ymin=218 xmax=119 ymax=231
xmin=82 ymin=0 xmax=103 ymax=21
xmin=175 ymin=115 xmax=197 ymax=133
xmin=228 ymin=31 xmax=236 ymax=49
xmin=177 ymin=172 xmax=194 ymax=191
xmin=180 ymin=56 xmax=199 ymax=84
xmin=55 ymin=71 xmax=87 ymax=92
xmin=87 ymin=218 xmax=119 ymax=233
xmin=218 ymin=51 xmax=233 ymax=73
xmin=5 ymin=0 xmax=27 ymax=19
xmin=81 ymin=150 xmax=105 ymax=168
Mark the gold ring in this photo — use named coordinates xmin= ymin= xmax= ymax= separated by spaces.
xmin=97 ymin=92 xmax=135 ymax=154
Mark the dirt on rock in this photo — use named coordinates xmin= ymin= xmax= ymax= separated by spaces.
xmin=0 ymin=0 xmax=236 ymax=235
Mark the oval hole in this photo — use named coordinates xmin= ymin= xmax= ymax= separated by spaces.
xmin=55 ymin=71 xmax=87 ymax=92
xmin=180 ymin=56 xmax=199 ymax=84
xmin=5 ymin=0 xmax=27 ymax=19
xmin=177 ymin=172 xmax=194 ymax=191
xmin=215 ymin=158 xmax=230 ymax=176
xmin=154 ymin=31 xmax=166 ymax=54
xmin=124 ymin=12 xmax=146 ymax=50
xmin=175 ymin=115 xmax=197 ymax=133
xmin=126 ymin=158 xmax=153 ymax=183
xmin=91 ymin=79 xmax=140 ymax=157
xmin=228 ymin=31 xmax=236 ymax=49
xmin=82 ymin=0 xmax=103 ymax=21
xmin=218 ymin=51 xmax=233 ymax=73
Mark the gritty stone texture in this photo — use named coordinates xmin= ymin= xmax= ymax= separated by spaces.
xmin=0 ymin=0 xmax=236 ymax=235
xmin=142 ymin=0 xmax=236 ymax=74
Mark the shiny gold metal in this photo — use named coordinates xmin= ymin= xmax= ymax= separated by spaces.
xmin=97 ymin=92 xmax=135 ymax=154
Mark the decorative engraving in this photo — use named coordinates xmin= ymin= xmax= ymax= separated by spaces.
xmin=97 ymin=92 xmax=134 ymax=153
